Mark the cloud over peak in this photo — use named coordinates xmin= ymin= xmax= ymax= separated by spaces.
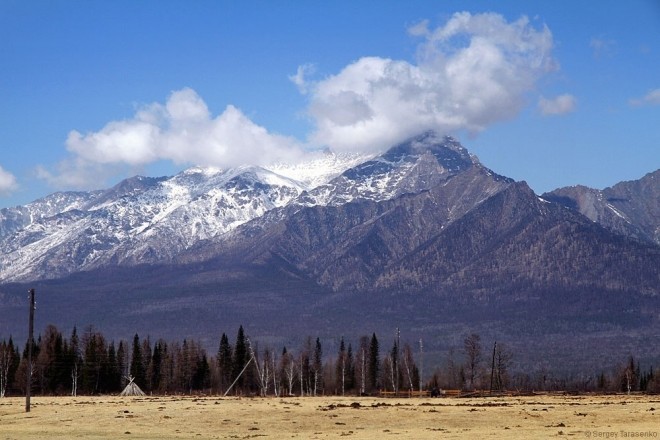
xmin=39 ymin=12 xmax=564 ymax=191
xmin=41 ymin=88 xmax=304 ymax=189
xmin=298 ymin=12 xmax=556 ymax=152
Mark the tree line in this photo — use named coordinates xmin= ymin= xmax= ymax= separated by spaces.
xmin=1 ymin=325 xmax=658 ymax=397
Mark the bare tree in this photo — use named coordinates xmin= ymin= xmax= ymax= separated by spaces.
xmin=279 ymin=348 xmax=296 ymax=396
xmin=621 ymin=356 xmax=638 ymax=395
xmin=312 ymin=338 xmax=322 ymax=396
xmin=299 ymin=346 xmax=308 ymax=396
xmin=69 ymin=327 xmax=81 ymax=396
xmin=463 ymin=333 xmax=482 ymax=390
xmin=382 ymin=354 xmax=394 ymax=392
xmin=271 ymin=351 xmax=280 ymax=397
xmin=336 ymin=337 xmax=347 ymax=396
xmin=357 ymin=336 xmax=369 ymax=395
xmin=248 ymin=340 xmax=272 ymax=397
xmin=393 ymin=328 xmax=400 ymax=394
xmin=418 ymin=339 xmax=423 ymax=392
xmin=444 ymin=347 xmax=460 ymax=389
xmin=494 ymin=343 xmax=512 ymax=391
xmin=402 ymin=343 xmax=416 ymax=391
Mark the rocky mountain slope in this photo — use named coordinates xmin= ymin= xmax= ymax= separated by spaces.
xmin=1 ymin=132 xmax=658 ymax=372
xmin=196 ymin=145 xmax=658 ymax=297
xmin=0 ymin=151 xmax=369 ymax=282
xmin=543 ymin=170 xmax=659 ymax=245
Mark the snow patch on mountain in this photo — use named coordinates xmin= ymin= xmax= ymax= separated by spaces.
xmin=265 ymin=150 xmax=374 ymax=189
xmin=0 ymin=132 xmax=526 ymax=283
xmin=0 ymin=150 xmax=374 ymax=282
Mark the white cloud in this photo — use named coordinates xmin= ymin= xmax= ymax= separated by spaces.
xmin=297 ymin=12 xmax=556 ymax=153
xmin=42 ymin=88 xmax=305 ymax=189
xmin=590 ymin=37 xmax=616 ymax=59
xmin=407 ymin=19 xmax=430 ymax=37
xmin=538 ymin=94 xmax=577 ymax=116
xmin=289 ymin=63 xmax=316 ymax=94
xmin=0 ymin=165 xmax=18 ymax=195
xmin=39 ymin=13 xmax=561 ymax=191
xmin=629 ymin=88 xmax=660 ymax=107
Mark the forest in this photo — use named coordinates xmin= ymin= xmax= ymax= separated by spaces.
xmin=1 ymin=324 xmax=658 ymax=398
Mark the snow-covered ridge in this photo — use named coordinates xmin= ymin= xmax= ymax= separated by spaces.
xmin=0 ymin=132 xmax=497 ymax=283
xmin=264 ymin=149 xmax=375 ymax=189
xmin=0 ymin=148 xmax=377 ymax=282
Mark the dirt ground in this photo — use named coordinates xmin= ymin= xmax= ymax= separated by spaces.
xmin=1 ymin=394 xmax=658 ymax=439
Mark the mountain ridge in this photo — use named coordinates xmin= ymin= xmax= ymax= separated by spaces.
xmin=543 ymin=169 xmax=659 ymax=245
xmin=1 ymin=133 xmax=657 ymax=286
xmin=1 ymin=132 xmax=658 ymax=372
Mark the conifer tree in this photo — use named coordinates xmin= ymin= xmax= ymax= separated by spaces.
xmin=193 ymin=353 xmax=211 ymax=390
xmin=217 ymin=333 xmax=233 ymax=393
xmin=116 ymin=340 xmax=128 ymax=386
xmin=149 ymin=340 xmax=165 ymax=393
xmin=346 ymin=343 xmax=355 ymax=392
xmin=81 ymin=329 xmax=107 ymax=394
xmin=130 ymin=334 xmax=146 ymax=388
xmin=107 ymin=342 xmax=122 ymax=392
xmin=232 ymin=326 xmax=248 ymax=392
xmin=140 ymin=336 xmax=152 ymax=390
xmin=313 ymin=338 xmax=323 ymax=396
xmin=368 ymin=333 xmax=379 ymax=392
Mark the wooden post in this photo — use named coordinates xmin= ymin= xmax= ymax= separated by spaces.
xmin=26 ymin=288 xmax=35 ymax=413
xmin=394 ymin=328 xmax=400 ymax=394
xmin=223 ymin=356 xmax=253 ymax=397
xmin=489 ymin=341 xmax=497 ymax=395
xmin=419 ymin=338 xmax=423 ymax=393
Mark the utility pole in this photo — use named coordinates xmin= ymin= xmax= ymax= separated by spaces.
xmin=489 ymin=341 xmax=497 ymax=395
xmin=26 ymin=288 xmax=35 ymax=413
xmin=419 ymin=338 xmax=423 ymax=393
xmin=395 ymin=328 xmax=400 ymax=394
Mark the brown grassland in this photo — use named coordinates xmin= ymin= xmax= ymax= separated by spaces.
xmin=1 ymin=394 xmax=658 ymax=439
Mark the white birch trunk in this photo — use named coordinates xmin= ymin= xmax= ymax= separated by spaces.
xmin=360 ymin=348 xmax=366 ymax=395
xmin=341 ymin=356 xmax=346 ymax=396
xmin=0 ymin=348 xmax=9 ymax=398
xmin=313 ymin=371 xmax=318 ymax=397
xmin=272 ymin=355 xmax=279 ymax=397
xmin=403 ymin=355 xmax=413 ymax=391
xmin=299 ymin=354 xmax=304 ymax=397
xmin=286 ymin=360 xmax=295 ymax=396
xmin=388 ymin=355 xmax=396 ymax=392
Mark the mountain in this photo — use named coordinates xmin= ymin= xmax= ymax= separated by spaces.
xmin=542 ymin=170 xmax=660 ymax=245
xmin=0 ymin=151 xmax=369 ymax=282
xmin=206 ymin=132 xmax=516 ymax=291
xmin=1 ymin=132 xmax=658 ymax=373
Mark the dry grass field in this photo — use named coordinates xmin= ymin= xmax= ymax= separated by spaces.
xmin=1 ymin=394 xmax=658 ymax=439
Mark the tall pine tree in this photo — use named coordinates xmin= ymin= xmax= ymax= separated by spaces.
xmin=130 ymin=334 xmax=146 ymax=388
xmin=368 ymin=333 xmax=380 ymax=392
xmin=232 ymin=326 xmax=248 ymax=392
xmin=217 ymin=333 xmax=233 ymax=393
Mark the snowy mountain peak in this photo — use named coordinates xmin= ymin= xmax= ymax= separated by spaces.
xmin=0 ymin=133 xmax=501 ymax=282
xmin=295 ymin=131 xmax=488 ymax=207
xmin=265 ymin=150 xmax=374 ymax=190
xmin=382 ymin=131 xmax=476 ymax=171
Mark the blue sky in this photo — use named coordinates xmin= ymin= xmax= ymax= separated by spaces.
xmin=1 ymin=0 xmax=658 ymax=208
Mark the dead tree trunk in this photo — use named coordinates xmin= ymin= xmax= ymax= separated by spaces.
xmin=26 ymin=288 xmax=35 ymax=413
